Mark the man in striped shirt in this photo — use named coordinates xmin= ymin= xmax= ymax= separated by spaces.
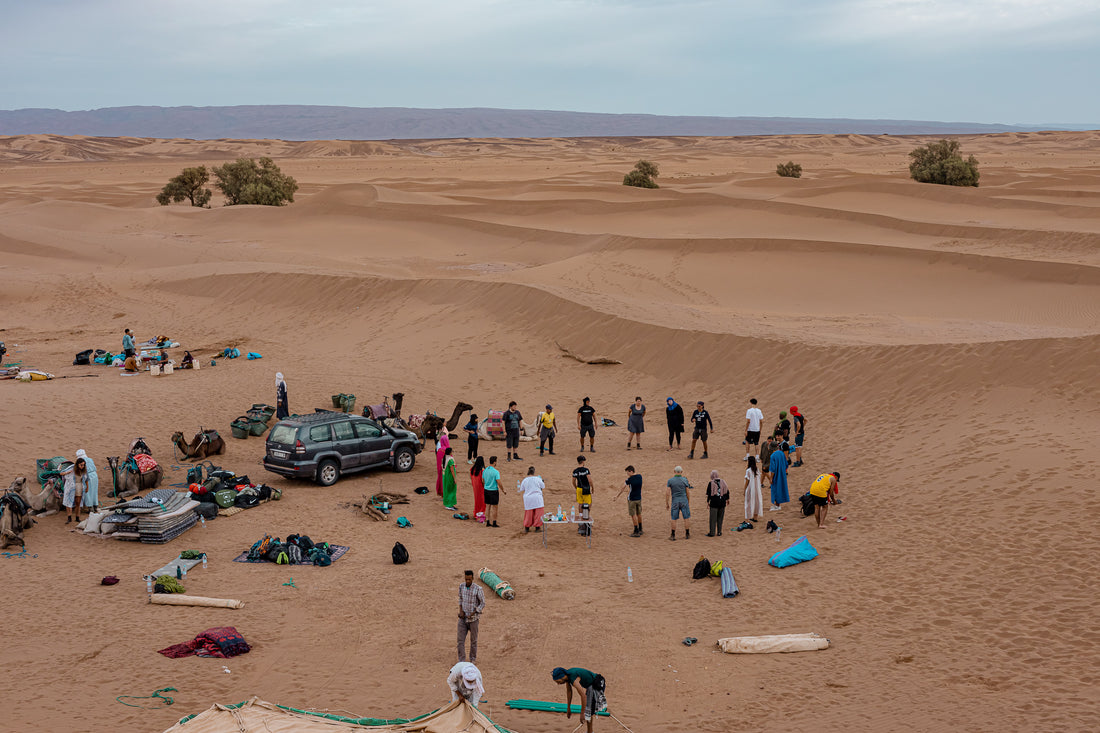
xmin=458 ymin=570 xmax=486 ymax=663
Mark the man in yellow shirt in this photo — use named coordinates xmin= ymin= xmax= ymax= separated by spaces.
xmin=538 ymin=405 xmax=557 ymax=456
xmin=808 ymin=472 xmax=839 ymax=528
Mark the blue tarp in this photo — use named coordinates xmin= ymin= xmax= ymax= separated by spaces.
xmin=768 ymin=535 xmax=819 ymax=568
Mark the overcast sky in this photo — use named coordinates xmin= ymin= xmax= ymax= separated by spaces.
xmin=2 ymin=0 xmax=1097 ymax=124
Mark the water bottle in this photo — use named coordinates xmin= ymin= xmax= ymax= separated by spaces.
xmin=557 ymin=504 xmax=562 ymax=521
xmin=775 ymin=527 xmax=781 ymax=543
xmin=181 ymin=565 xmax=187 ymax=578
xmin=145 ymin=575 xmax=153 ymax=595
xmin=200 ymin=515 xmax=206 ymax=528
xmin=202 ymin=553 xmax=208 ymax=570
xmin=627 ymin=567 xmax=633 ymax=583
xmin=176 ymin=566 xmax=182 ymax=580
xmin=570 ymin=506 xmax=576 ymax=522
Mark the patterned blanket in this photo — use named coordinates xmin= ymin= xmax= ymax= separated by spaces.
xmin=134 ymin=454 xmax=158 ymax=473
xmin=157 ymin=627 xmax=251 ymax=659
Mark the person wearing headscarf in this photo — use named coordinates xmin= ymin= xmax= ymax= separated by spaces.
xmin=769 ymin=440 xmax=791 ymax=510
xmin=60 ymin=461 xmax=79 ymax=523
xmin=446 ymin=661 xmax=484 ymax=708
xmin=442 ymin=447 xmax=458 ymax=510
xmin=743 ymin=456 xmax=763 ymax=523
xmin=275 ymin=372 xmax=289 ymax=419
xmin=435 ymin=430 xmax=451 ymax=497
xmin=180 ymin=351 xmax=194 ymax=369
xmin=665 ymin=398 xmax=684 ymax=451
xmin=705 ymin=469 xmax=730 ymax=536
xmin=76 ymin=449 xmax=99 ymax=513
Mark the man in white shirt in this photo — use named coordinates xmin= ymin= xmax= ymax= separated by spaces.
xmin=447 ymin=661 xmax=484 ymax=708
xmin=744 ymin=398 xmax=764 ymax=460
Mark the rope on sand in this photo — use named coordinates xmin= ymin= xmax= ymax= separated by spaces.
xmin=116 ymin=687 xmax=177 ymax=709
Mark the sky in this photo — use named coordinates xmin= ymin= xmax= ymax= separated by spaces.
xmin=2 ymin=0 xmax=1097 ymax=124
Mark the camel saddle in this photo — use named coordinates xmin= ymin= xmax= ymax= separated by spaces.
xmin=130 ymin=453 xmax=159 ymax=474
xmin=1 ymin=492 xmax=29 ymax=518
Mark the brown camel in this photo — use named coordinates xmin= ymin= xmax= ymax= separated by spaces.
xmin=397 ymin=401 xmax=472 ymax=442
xmin=171 ymin=429 xmax=226 ymax=460
xmin=106 ymin=455 xmax=163 ymax=497
xmin=14 ymin=475 xmax=61 ymax=516
xmin=1 ymin=480 xmax=35 ymax=549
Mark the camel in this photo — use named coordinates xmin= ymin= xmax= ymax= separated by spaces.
xmin=14 ymin=475 xmax=61 ymax=516
xmin=106 ymin=454 xmax=163 ymax=497
xmin=393 ymin=401 xmax=472 ymax=443
xmin=171 ymin=428 xmax=226 ymax=460
xmin=476 ymin=414 xmax=538 ymax=441
xmin=1 ymin=479 xmax=35 ymax=549
xmin=364 ymin=392 xmax=407 ymax=421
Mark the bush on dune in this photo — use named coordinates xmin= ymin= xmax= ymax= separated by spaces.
xmin=213 ymin=157 xmax=299 ymax=206
xmin=156 ymin=166 xmax=212 ymax=207
xmin=908 ymin=139 xmax=980 ymax=187
xmin=776 ymin=161 xmax=802 ymax=178
xmin=623 ymin=160 xmax=659 ymax=189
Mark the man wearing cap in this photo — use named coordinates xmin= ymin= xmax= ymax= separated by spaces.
xmin=446 ymin=661 xmax=485 ymax=708
xmin=538 ymin=405 xmax=557 ymax=456
xmin=666 ymin=466 xmax=693 ymax=540
xmin=809 ymin=472 xmax=839 ymax=528
xmin=457 ymin=570 xmax=485 ymax=663
xmin=688 ymin=401 xmax=713 ymax=460
xmin=790 ymin=406 xmax=807 ymax=467
xmin=552 ymin=666 xmax=607 ymax=732
xmin=577 ymin=397 xmax=597 ymax=452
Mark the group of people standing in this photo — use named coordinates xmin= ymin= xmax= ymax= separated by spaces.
xmin=59 ymin=449 xmax=99 ymax=523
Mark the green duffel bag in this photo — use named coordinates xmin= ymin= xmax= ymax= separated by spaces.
xmin=231 ymin=419 xmax=250 ymax=439
xmin=213 ymin=489 xmax=237 ymax=508
xmin=248 ymin=418 xmax=268 ymax=436
xmin=331 ymin=394 xmax=344 ymax=408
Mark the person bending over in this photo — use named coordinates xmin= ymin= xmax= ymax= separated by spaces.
xmin=552 ymin=666 xmax=607 ymax=733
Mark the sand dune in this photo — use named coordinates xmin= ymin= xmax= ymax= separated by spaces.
xmin=1 ymin=131 xmax=1098 ymax=733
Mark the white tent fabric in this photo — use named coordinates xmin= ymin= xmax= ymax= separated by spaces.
xmin=162 ymin=697 xmax=504 ymax=733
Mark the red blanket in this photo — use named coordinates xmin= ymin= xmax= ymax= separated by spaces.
xmin=158 ymin=627 xmax=250 ymax=659
xmin=134 ymin=453 xmax=158 ymax=473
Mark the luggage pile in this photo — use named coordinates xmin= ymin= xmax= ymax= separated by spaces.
xmin=231 ymin=403 xmax=276 ymax=439
xmin=93 ymin=488 xmax=201 ymax=544
xmin=245 ymin=533 xmax=337 ymax=566
xmin=188 ymin=466 xmax=281 ymax=517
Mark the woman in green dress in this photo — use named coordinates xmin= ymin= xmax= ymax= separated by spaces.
xmin=442 ymin=447 xmax=459 ymax=510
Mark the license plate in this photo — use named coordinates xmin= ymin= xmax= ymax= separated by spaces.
xmin=270 ymin=450 xmax=289 ymax=459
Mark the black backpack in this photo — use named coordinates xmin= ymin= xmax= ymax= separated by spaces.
xmin=73 ymin=349 xmax=93 ymax=365
xmin=799 ymin=493 xmax=815 ymax=517
xmin=692 ymin=556 xmax=711 ymax=580
xmin=392 ymin=541 xmax=409 ymax=565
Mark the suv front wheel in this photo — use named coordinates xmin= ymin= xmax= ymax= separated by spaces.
xmin=393 ymin=447 xmax=415 ymax=473
xmin=316 ymin=459 xmax=340 ymax=486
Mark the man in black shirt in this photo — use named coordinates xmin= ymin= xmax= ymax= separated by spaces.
xmin=503 ymin=401 xmax=523 ymax=462
xmin=572 ymin=455 xmax=593 ymax=536
xmin=688 ymin=401 xmax=713 ymax=460
xmin=615 ymin=465 xmax=644 ymax=536
xmin=577 ymin=397 xmax=597 ymax=452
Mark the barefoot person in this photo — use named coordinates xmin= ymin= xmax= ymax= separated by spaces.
xmin=626 ymin=397 xmax=646 ymax=449
xmin=666 ymin=465 xmax=692 ymax=540
xmin=552 ymin=666 xmax=607 ymax=733
xmin=809 ymin=472 xmax=840 ymax=528
xmin=615 ymin=465 xmax=644 ymax=536
xmin=743 ymin=456 xmax=763 ymax=523
xmin=577 ymin=397 xmax=597 ymax=452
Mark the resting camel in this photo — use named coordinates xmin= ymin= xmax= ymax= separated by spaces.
xmin=1 ymin=479 xmax=35 ymax=549
xmin=395 ymin=401 xmax=472 ymax=442
xmin=106 ymin=455 xmax=163 ymax=497
xmin=14 ymin=475 xmax=61 ymax=516
xmin=171 ymin=429 xmax=226 ymax=460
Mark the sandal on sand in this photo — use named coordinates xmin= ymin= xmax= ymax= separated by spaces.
xmin=682 ymin=637 xmax=698 ymax=646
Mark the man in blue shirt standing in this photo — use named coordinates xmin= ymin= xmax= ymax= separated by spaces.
xmin=482 ymin=456 xmax=502 ymax=528
xmin=122 ymin=328 xmax=135 ymax=359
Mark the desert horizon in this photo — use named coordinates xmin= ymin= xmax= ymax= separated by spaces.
xmin=2 ymin=129 xmax=1098 ymax=732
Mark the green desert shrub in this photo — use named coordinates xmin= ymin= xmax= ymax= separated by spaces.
xmin=623 ymin=160 xmax=659 ymax=189
xmin=213 ymin=157 xmax=299 ymax=206
xmin=776 ymin=161 xmax=802 ymax=178
xmin=908 ymin=139 xmax=980 ymax=187
xmin=156 ymin=166 xmax=212 ymax=207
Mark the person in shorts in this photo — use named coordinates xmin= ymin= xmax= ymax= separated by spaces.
xmin=552 ymin=667 xmax=607 ymax=733
xmin=809 ymin=471 xmax=839 ymax=528
xmin=482 ymin=456 xmax=502 ymax=528
xmin=572 ymin=455 xmax=593 ymax=536
xmin=503 ymin=402 xmax=523 ymax=462
xmin=615 ymin=465 xmax=644 ymax=536
xmin=688 ymin=402 xmax=713 ymax=459
xmin=666 ymin=465 xmax=693 ymax=540
xmin=744 ymin=397 xmax=763 ymax=460
xmin=577 ymin=397 xmax=597 ymax=452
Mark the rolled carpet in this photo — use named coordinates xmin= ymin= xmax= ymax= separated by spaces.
xmin=478 ymin=567 xmax=515 ymax=600
xmin=718 ymin=633 xmax=829 ymax=654
xmin=150 ymin=594 xmax=244 ymax=609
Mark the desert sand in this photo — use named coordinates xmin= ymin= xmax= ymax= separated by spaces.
xmin=1 ymin=131 xmax=1098 ymax=732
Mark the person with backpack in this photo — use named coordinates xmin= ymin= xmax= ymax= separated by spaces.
xmin=665 ymin=397 xmax=684 ymax=451
xmin=790 ymin=406 xmax=807 ymax=467
xmin=457 ymin=570 xmax=485 ymax=663
xmin=470 ymin=456 xmax=487 ymax=523
xmin=809 ymin=472 xmax=839 ymax=528
xmin=552 ymin=666 xmax=607 ymax=733
xmin=705 ymin=469 xmax=729 ymax=536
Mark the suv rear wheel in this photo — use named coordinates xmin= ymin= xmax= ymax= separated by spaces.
xmin=393 ymin=447 xmax=415 ymax=473
xmin=317 ymin=459 xmax=340 ymax=486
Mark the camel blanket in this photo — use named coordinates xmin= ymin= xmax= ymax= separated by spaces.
xmin=134 ymin=453 xmax=158 ymax=473
xmin=157 ymin=626 xmax=250 ymax=658
xmin=718 ymin=633 xmax=829 ymax=654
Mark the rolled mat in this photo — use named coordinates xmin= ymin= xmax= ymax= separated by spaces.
xmin=720 ymin=566 xmax=739 ymax=598
xmin=717 ymin=633 xmax=829 ymax=654
xmin=149 ymin=594 xmax=244 ymax=609
xmin=506 ymin=700 xmax=609 ymax=717
xmin=478 ymin=566 xmax=515 ymax=600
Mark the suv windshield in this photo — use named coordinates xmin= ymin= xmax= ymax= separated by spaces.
xmin=270 ymin=424 xmax=298 ymax=445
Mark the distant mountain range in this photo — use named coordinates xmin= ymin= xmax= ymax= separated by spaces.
xmin=0 ymin=105 xmax=1092 ymax=140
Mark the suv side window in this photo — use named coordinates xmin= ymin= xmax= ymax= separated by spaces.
xmin=355 ymin=422 xmax=383 ymax=439
xmin=309 ymin=424 xmax=332 ymax=442
xmin=332 ymin=421 xmax=355 ymax=440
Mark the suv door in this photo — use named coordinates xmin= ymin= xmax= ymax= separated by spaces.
xmin=331 ymin=420 xmax=360 ymax=470
xmin=353 ymin=418 xmax=392 ymax=467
